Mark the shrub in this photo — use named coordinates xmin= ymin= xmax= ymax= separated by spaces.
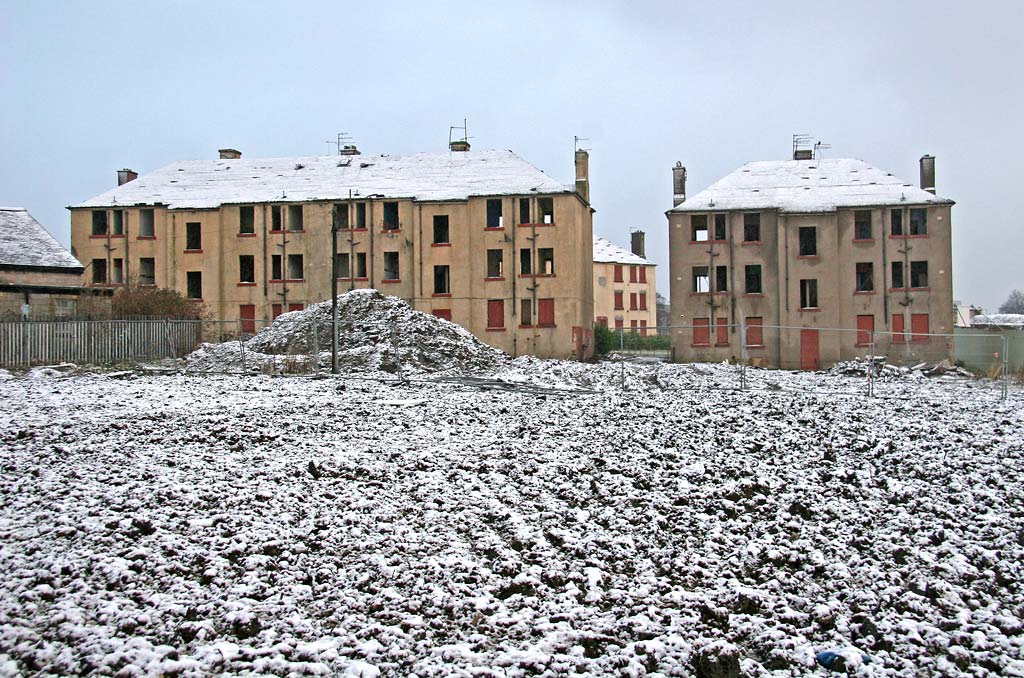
xmin=111 ymin=281 xmax=205 ymax=319
xmin=594 ymin=323 xmax=616 ymax=355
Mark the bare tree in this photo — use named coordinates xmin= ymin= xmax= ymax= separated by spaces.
xmin=999 ymin=289 xmax=1024 ymax=314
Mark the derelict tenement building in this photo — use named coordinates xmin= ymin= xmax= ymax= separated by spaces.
xmin=70 ymin=146 xmax=595 ymax=360
xmin=592 ymin=234 xmax=657 ymax=335
xmin=667 ymin=153 xmax=954 ymax=369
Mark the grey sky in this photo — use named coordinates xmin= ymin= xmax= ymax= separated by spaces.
xmin=2 ymin=0 xmax=1021 ymax=312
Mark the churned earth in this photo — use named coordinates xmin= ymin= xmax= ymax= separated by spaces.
xmin=0 ymin=363 xmax=1021 ymax=677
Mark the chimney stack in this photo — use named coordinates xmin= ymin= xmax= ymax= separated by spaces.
xmin=631 ymin=230 xmax=646 ymax=258
xmin=117 ymin=169 xmax=138 ymax=186
xmin=919 ymin=154 xmax=936 ymax=194
xmin=339 ymin=145 xmax=361 ymax=156
xmin=672 ymin=162 xmax=687 ymax=207
xmin=218 ymin=148 xmax=242 ymax=160
xmin=575 ymin=149 xmax=590 ymax=203
xmin=449 ymin=140 xmax=471 ymax=152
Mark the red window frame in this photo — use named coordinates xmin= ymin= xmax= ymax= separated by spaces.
xmin=537 ymin=298 xmax=555 ymax=327
xmin=745 ymin=317 xmax=763 ymax=347
xmin=856 ymin=314 xmax=874 ymax=347
xmin=693 ymin=318 xmax=711 ymax=346
xmin=715 ymin=317 xmax=729 ymax=346
xmin=910 ymin=313 xmax=929 ymax=342
xmin=486 ymin=299 xmax=505 ymax=329
xmin=613 ymin=265 xmax=623 ymax=283
xmin=892 ymin=313 xmax=906 ymax=344
xmin=614 ymin=290 xmax=624 ymax=310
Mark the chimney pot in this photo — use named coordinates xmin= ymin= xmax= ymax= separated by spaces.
xmin=339 ymin=145 xmax=361 ymax=156
xmin=672 ymin=162 xmax=687 ymax=207
xmin=218 ymin=148 xmax=242 ymax=160
xmin=631 ymin=230 xmax=646 ymax=258
xmin=117 ymin=168 xmax=138 ymax=186
xmin=919 ymin=154 xmax=936 ymax=194
xmin=575 ymin=149 xmax=590 ymax=203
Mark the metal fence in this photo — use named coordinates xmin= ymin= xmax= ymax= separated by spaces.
xmin=0 ymin=319 xmax=203 ymax=369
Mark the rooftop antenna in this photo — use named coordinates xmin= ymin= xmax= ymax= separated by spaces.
xmin=326 ymin=132 xmax=353 ymax=155
xmin=813 ymin=140 xmax=831 ymax=159
xmin=448 ymin=118 xmax=472 ymax=150
xmin=792 ymin=133 xmax=814 ymax=160
xmin=574 ymin=135 xmax=591 ymax=152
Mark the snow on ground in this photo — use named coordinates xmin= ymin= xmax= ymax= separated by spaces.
xmin=1 ymin=362 xmax=1023 ymax=676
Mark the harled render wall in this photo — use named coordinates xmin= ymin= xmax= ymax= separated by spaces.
xmin=592 ymin=261 xmax=657 ymax=333
xmin=71 ymin=193 xmax=595 ymax=360
xmin=667 ymin=204 xmax=954 ymax=368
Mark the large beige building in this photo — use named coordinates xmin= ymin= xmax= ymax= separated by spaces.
xmin=592 ymin=234 xmax=657 ymax=335
xmin=70 ymin=146 xmax=595 ymax=359
xmin=667 ymin=154 xmax=954 ymax=369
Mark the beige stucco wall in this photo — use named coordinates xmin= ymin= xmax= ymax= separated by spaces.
xmin=592 ymin=261 xmax=657 ymax=333
xmin=71 ymin=192 xmax=595 ymax=360
xmin=667 ymin=204 xmax=954 ymax=368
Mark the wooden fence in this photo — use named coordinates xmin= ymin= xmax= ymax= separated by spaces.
xmin=0 ymin=319 xmax=204 ymax=369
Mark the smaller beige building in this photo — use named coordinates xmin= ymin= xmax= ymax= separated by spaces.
xmin=0 ymin=207 xmax=109 ymax=318
xmin=593 ymin=233 xmax=657 ymax=334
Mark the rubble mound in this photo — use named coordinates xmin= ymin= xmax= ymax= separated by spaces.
xmin=187 ymin=289 xmax=507 ymax=374
xmin=829 ymin=356 xmax=975 ymax=380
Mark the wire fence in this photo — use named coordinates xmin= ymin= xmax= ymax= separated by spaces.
xmin=1 ymin=316 xmax=1018 ymax=403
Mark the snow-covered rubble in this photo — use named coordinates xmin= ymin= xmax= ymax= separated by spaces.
xmin=186 ymin=290 xmax=507 ymax=375
xmin=1 ymin=363 xmax=1022 ymax=676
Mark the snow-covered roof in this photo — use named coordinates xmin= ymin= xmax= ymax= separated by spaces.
xmin=972 ymin=314 xmax=1024 ymax=328
xmin=0 ymin=207 xmax=83 ymax=270
xmin=592 ymin=237 xmax=655 ymax=266
xmin=72 ymin=150 xmax=575 ymax=210
xmin=671 ymin=158 xmax=954 ymax=214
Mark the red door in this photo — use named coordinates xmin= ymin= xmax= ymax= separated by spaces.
xmin=800 ymin=329 xmax=820 ymax=370
xmin=239 ymin=304 xmax=256 ymax=334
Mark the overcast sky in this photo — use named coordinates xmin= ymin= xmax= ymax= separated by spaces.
xmin=2 ymin=0 xmax=1021 ymax=312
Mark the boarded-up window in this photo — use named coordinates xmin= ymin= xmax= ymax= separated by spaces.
xmin=289 ymin=303 xmax=304 ymax=312
xmin=239 ymin=304 xmax=256 ymax=334
xmin=487 ymin=300 xmax=504 ymax=328
xmin=521 ymin=299 xmax=533 ymax=326
xmin=537 ymin=298 xmax=555 ymax=327
xmin=745 ymin=317 xmax=763 ymax=347
xmin=715 ymin=317 xmax=729 ymax=345
xmin=640 ymin=320 xmax=648 ymax=337
xmin=613 ymin=265 xmax=623 ymax=282
xmin=629 ymin=292 xmax=637 ymax=310
xmin=639 ymin=292 xmax=648 ymax=310
xmin=614 ymin=291 xmax=624 ymax=310
xmin=631 ymin=320 xmax=638 ymax=334
xmin=433 ymin=309 xmax=452 ymax=321
xmin=692 ymin=318 xmax=710 ymax=346
xmin=856 ymin=314 xmax=874 ymax=346
xmin=911 ymin=313 xmax=930 ymax=342
xmin=596 ymin=316 xmax=608 ymax=328
xmin=614 ymin=318 xmax=624 ymax=331
xmin=629 ymin=266 xmax=637 ymax=283
xmin=892 ymin=314 xmax=906 ymax=343
xmin=639 ymin=266 xmax=647 ymax=283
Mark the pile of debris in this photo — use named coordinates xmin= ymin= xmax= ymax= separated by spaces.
xmin=830 ymin=356 xmax=975 ymax=380
xmin=187 ymin=290 xmax=508 ymax=374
